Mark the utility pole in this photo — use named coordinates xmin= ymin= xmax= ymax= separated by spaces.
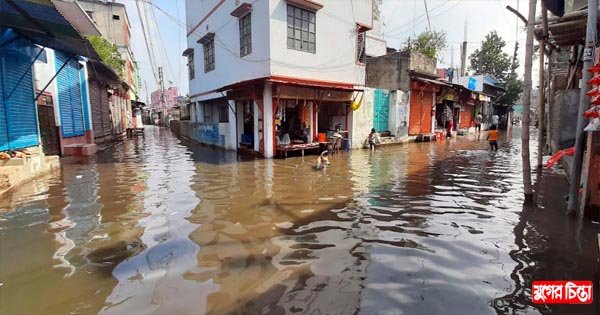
xmin=521 ymin=0 xmax=537 ymax=205
xmin=568 ymin=0 xmax=598 ymax=213
xmin=537 ymin=1 xmax=549 ymax=169
xmin=460 ymin=19 xmax=467 ymax=76
xmin=158 ymin=66 xmax=166 ymax=127
xmin=423 ymin=0 xmax=432 ymax=31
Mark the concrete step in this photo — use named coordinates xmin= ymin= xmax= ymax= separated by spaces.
xmin=63 ymin=143 xmax=97 ymax=156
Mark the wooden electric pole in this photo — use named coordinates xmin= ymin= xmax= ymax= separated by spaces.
xmin=521 ymin=0 xmax=537 ymax=204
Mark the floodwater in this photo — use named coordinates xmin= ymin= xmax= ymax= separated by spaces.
xmin=0 ymin=126 xmax=598 ymax=315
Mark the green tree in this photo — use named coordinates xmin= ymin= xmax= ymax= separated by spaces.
xmin=87 ymin=35 xmax=125 ymax=77
xmin=497 ymin=72 xmax=523 ymax=106
xmin=469 ymin=31 xmax=512 ymax=81
xmin=469 ymin=31 xmax=522 ymax=106
xmin=402 ymin=30 xmax=447 ymax=59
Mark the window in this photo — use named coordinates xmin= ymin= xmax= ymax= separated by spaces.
xmin=204 ymin=103 xmax=212 ymax=122
xmin=239 ymin=13 xmax=252 ymax=57
xmin=357 ymin=28 xmax=366 ymax=64
xmin=219 ymin=104 xmax=229 ymax=123
xmin=188 ymin=52 xmax=195 ymax=80
xmin=112 ymin=14 xmax=120 ymax=20
xmin=287 ymin=5 xmax=315 ymax=53
xmin=203 ymin=40 xmax=215 ymax=72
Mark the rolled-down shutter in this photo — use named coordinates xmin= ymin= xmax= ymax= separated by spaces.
xmin=55 ymin=51 xmax=84 ymax=138
xmin=1 ymin=54 xmax=39 ymax=150
xmin=101 ymin=86 xmax=111 ymax=136
xmin=89 ymin=79 xmax=103 ymax=138
xmin=409 ymin=91 xmax=422 ymax=135
xmin=90 ymin=80 xmax=112 ymax=139
xmin=409 ymin=90 xmax=433 ymax=135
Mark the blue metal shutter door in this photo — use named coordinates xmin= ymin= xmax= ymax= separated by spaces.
xmin=0 ymin=56 xmax=9 ymax=151
xmin=3 ymin=55 xmax=38 ymax=149
xmin=70 ymin=59 xmax=84 ymax=136
xmin=56 ymin=51 xmax=74 ymax=137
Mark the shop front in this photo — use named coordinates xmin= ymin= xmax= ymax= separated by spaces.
xmin=457 ymin=91 xmax=478 ymax=130
xmin=225 ymin=78 xmax=359 ymax=158
xmin=409 ymin=77 xmax=449 ymax=135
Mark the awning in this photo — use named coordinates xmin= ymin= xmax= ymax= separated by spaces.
xmin=0 ymin=28 xmax=46 ymax=62
xmin=412 ymin=77 xmax=452 ymax=87
xmin=87 ymin=59 xmax=120 ymax=82
xmin=267 ymin=76 xmax=363 ymax=91
xmin=0 ymin=0 xmax=99 ymax=59
xmin=214 ymin=76 xmax=363 ymax=94
xmin=51 ymin=0 xmax=101 ymax=37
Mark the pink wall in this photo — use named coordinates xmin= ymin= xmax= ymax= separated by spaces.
xmin=151 ymin=87 xmax=179 ymax=110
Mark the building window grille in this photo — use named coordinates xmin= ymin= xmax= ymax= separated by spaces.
xmin=239 ymin=13 xmax=252 ymax=57
xmin=286 ymin=5 xmax=315 ymax=53
xmin=357 ymin=28 xmax=366 ymax=64
xmin=188 ymin=52 xmax=195 ymax=80
xmin=203 ymin=40 xmax=215 ymax=72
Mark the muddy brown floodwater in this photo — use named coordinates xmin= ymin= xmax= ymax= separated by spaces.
xmin=0 ymin=126 xmax=598 ymax=315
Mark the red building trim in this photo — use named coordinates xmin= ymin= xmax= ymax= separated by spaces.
xmin=267 ymin=75 xmax=362 ymax=90
xmin=187 ymin=0 xmax=226 ymax=37
xmin=191 ymin=75 xmax=362 ymax=100
xmin=231 ymin=2 xmax=252 ymax=17
xmin=286 ymin=0 xmax=323 ymax=11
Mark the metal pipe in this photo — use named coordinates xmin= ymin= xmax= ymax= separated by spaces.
xmin=34 ymin=55 xmax=72 ymax=103
xmin=537 ymin=1 xmax=549 ymax=169
xmin=568 ymin=0 xmax=598 ymax=214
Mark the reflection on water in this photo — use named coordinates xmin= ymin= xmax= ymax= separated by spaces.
xmin=0 ymin=127 xmax=598 ymax=315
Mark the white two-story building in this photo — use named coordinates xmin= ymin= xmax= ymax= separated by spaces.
xmin=183 ymin=0 xmax=385 ymax=157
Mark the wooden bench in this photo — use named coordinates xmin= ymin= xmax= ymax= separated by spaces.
xmin=278 ymin=143 xmax=321 ymax=158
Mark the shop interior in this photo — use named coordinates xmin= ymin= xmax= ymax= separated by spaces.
xmin=275 ymin=99 xmax=311 ymax=146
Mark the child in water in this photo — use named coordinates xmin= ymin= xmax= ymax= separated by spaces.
xmin=487 ymin=125 xmax=499 ymax=151
xmin=368 ymin=128 xmax=376 ymax=151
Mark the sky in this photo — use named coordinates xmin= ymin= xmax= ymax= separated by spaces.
xmin=120 ymin=0 xmax=541 ymax=103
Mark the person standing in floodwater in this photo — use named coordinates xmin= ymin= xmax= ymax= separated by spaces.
xmin=487 ymin=125 xmax=499 ymax=151
xmin=475 ymin=113 xmax=483 ymax=133
xmin=492 ymin=114 xmax=499 ymax=128
xmin=446 ymin=119 xmax=453 ymax=138
xmin=368 ymin=128 xmax=376 ymax=151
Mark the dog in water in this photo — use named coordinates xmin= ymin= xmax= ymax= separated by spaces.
xmin=315 ymin=150 xmax=330 ymax=170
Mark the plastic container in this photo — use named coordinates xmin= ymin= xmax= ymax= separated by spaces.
xmin=318 ymin=133 xmax=327 ymax=142
xmin=342 ymin=139 xmax=350 ymax=150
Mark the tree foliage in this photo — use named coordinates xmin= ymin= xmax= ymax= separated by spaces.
xmin=469 ymin=31 xmax=522 ymax=106
xmin=497 ymin=72 xmax=523 ymax=106
xmin=402 ymin=30 xmax=447 ymax=59
xmin=87 ymin=35 xmax=125 ymax=77
xmin=469 ymin=31 xmax=513 ymax=81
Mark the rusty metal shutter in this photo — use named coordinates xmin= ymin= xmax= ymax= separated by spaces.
xmin=89 ymin=79 xmax=103 ymax=138
xmin=89 ymin=79 xmax=112 ymax=139
xmin=409 ymin=91 xmax=433 ymax=135
xmin=101 ymin=87 xmax=111 ymax=136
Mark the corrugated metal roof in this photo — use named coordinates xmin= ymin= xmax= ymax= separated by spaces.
xmin=0 ymin=0 xmax=100 ymax=59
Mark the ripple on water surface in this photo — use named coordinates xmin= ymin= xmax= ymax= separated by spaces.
xmin=0 ymin=127 xmax=597 ymax=315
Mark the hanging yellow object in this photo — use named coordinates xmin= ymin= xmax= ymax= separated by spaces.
xmin=351 ymin=93 xmax=364 ymax=111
